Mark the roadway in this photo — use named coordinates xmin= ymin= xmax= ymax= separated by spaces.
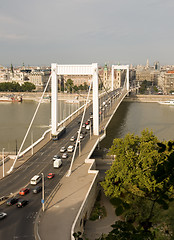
xmin=0 ymin=90 xmax=118 ymax=239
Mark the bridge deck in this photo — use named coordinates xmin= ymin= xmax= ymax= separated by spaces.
xmin=37 ymin=91 xmax=128 ymax=240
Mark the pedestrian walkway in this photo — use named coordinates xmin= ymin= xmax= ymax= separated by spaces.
xmin=83 ymin=187 xmax=120 ymax=240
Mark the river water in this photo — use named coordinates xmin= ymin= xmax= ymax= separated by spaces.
xmin=0 ymin=100 xmax=82 ymax=153
xmin=1 ymin=100 xmax=174 ymax=154
xmin=101 ymin=101 xmax=174 ymax=149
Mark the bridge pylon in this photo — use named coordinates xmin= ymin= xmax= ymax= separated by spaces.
xmin=111 ymin=64 xmax=129 ymax=91
xmin=51 ymin=63 xmax=99 ymax=137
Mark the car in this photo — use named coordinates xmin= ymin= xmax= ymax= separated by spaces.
xmin=60 ymin=147 xmax=66 ymax=153
xmin=53 ymin=155 xmax=61 ymax=161
xmin=0 ymin=212 xmax=7 ymax=219
xmin=6 ymin=197 xmax=18 ymax=206
xmin=85 ymin=121 xmax=89 ymax=125
xmin=16 ymin=199 xmax=29 ymax=208
xmin=19 ymin=188 xmax=29 ymax=196
xmin=67 ymin=145 xmax=74 ymax=152
xmin=62 ymin=153 xmax=68 ymax=159
xmin=70 ymin=136 xmax=77 ymax=142
xmin=47 ymin=173 xmax=55 ymax=179
xmin=82 ymin=123 xmax=86 ymax=128
xmin=80 ymin=133 xmax=84 ymax=139
xmin=33 ymin=186 xmax=42 ymax=194
xmin=86 ymin=125 xmax=90 ymax=130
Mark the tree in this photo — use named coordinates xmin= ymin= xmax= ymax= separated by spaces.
xmin=96 ymin=221 xmax=155 ymax=240
xmin=101 ymin=129 xmax=174 ymax=232
xmin=66 ymin=79 xmax=74 ymax=93
xmin=21 ymin=82 xmax=36 ymax=92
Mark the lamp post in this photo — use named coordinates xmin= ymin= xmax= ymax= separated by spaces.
xmin=41 ymin=173 xmax=45 ymax=212
xmin=2 ymin=148 xmax=5 ymax=178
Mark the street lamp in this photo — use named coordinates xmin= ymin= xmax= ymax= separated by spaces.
xmin=2 ymin=148 xmax=5 ymax=178
xmin=41 ymin=173 xmax=45 ymax=212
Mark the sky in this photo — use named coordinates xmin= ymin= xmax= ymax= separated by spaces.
xmin=1 ymin=0 xmax=174 ymax=67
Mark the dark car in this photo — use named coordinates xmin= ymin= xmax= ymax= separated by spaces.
xmin=6 ymin=197 xmax=18 ymax=206
xmin=33 ymin=186 xmax=42 ymax=194
xmin=16 ymin=199 xmax=29 ymax=208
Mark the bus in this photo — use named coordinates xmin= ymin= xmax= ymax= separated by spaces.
xmin=51 ymin=126 xmax=66 ymax=140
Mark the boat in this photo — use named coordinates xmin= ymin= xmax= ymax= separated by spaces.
xmin=158 ymin=100 xmax=174 ymax=105
xmin=0 ymin=96 xmax=22 ymax=103
xmin=66 ymin=99 xmax=79 ymax=104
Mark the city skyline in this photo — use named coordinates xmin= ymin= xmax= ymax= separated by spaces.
xmin=1 ymin=0 xmax=174 ymax=67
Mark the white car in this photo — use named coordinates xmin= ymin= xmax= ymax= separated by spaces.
xmin=80 ymin=133 xmax=84 ymax=139
xmin=62 ymin=153 xmax=69 ymax=159
xmin=0 ymin=212 xmax=7 ymax=219
xmin=67 ymin=145 xmax=74 ymax=152
xmin=60 ymin=147 xmax=66 ymax=153
xmin=86 ymin=125 xmax=90 ymax=130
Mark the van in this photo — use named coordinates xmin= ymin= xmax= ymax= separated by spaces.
xmin=30 ymin=175 xmax=41 ymax=185
xmin=53 ymin=159 xmax=62 ymax=168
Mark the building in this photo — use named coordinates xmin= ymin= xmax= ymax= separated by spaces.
xmin=158 ymin=71 xmax=174 ymax=94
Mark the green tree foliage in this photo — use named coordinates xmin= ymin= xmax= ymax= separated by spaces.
xmin=101 ymin=129 xmax=174 ymax=234
xmin=66 ymin=79 xmax=74 ymax=93
xmin=97 ymin=221 xmax=155 ymax=240
xmin=0 ymin=82 xmax=36 ymax=92
xmin=21 ymin=82 xmax=36 ymax=92
xmin=139 ymin=80 xmax=152 ymax=94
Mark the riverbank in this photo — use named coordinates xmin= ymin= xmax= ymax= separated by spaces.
xmin=124 ymin=94 xmax=174 ymax=102
xmin=0 ymin=92 xmax=92 ymax=102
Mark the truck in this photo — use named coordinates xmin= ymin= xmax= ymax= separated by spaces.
xmin=53 ymin=159 xmax=62 ymax=168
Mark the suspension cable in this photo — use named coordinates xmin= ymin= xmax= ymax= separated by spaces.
xmin=8 ymin=75 xmax=51 ymax=173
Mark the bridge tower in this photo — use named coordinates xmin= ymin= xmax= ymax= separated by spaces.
xmin=111 ymin=65 xmax=129 ymax=91
xmin=51 ymin=63 xmax=99 ymax=136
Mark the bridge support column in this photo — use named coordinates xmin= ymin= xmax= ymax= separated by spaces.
xmin=92 ymin=63 xmax=99 ymax=136
xmin=51 ymin=63 xmax=58 ymax=135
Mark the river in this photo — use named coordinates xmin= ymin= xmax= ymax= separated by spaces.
xmin=101 ymin=101 xmax=174 ymax=149
xmin=0 ymin=100 xmax=82 ymax=154
xmin=1 ymin=100 xmax=174 ymax=154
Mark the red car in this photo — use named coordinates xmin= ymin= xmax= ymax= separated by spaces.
xmin=19 ymin=188 xmax=29 ymax=196
xmin=47 ymin=173 xmax=55 ymax=179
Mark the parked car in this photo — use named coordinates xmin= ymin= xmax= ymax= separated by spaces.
xmin=0 ymin=212 xmax=7 ymax=219
xmin=62 ymin=153 xmax=68 ymax=159
xmin=67 ymin=145 xmax=74 ymax=152
xmin=19 ymin=188 xmax=29 ymax=196
xmin=6 ymin=197 xmax=18 ymax=206
xmin=16 ymin=199 xmax=29 ymax=208
xmin=82 ymin=123 xmax=86 ymax=128
xmin=47 ymin=173 xmax=55 ymax=179
xmin=60 ymin=147 xmax=66 ymax=153
xmin=33 ymin=186 xmax=42 ymax=194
